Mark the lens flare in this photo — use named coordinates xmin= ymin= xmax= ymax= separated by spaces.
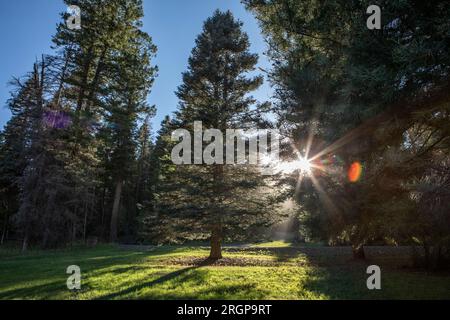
xmin=275 ymin=157 xmax=312 ymax=175
xmin=348 ymin=161 xmax=362 ymax=182
xmin=43 ymin=110 xmax=72 ymax=129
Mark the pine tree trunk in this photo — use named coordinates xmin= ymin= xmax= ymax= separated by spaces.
xmin=42 ymin=228 xmax=50 ymax=249
xmin=423 ymin=243 xmax=431 ymax=269
xmin=209 ymin=224 xmax=223 ymax=260
xmin=1 ymin=213 xmax=8 ymax=245
xmin=110 ymin=180 xmax=123 ymax=242
xmin=352 ymin=244 xmax=365 ymax=259
xmin=71 ymin=221 xmax=76 ymax=247
xmin=101 ymin=186 xmax=106 ymax=238
xmin=22 ymin=230 xmax=29 ymax=252
xmin=83 ymin=196 xmax=89 ymax=243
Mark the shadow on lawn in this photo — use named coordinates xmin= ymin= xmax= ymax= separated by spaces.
xmin=96 ymin=258 xmax=260 ymax=300
xmin=301 ymin=264 xmax=371 ymax=299
xmin=285 ymin=246 xmax=450 ymax=299
xmin=0 ymin=246 xmax=181 ymax=299
xmin=0 ymin=281 xmax=64 ymax=299
xmin=97 ymin=265 xmax=200 ymax=299
xmin=4 ymin=245 xmax=447 ymax=299
xmin=241 ymin=246 xmax=380 ymax=299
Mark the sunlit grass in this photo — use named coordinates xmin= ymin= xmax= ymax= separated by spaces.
xmin=0 ymin=245 xmax=449 ymax=300
xmin=251 ymin=240 xmax=293 ymax=248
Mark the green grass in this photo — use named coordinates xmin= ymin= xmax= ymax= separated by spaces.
xmin=251 ymin=240 xmax=293 ymax=248
xmin=0 ymin=244 xmax=449 ymax=300
xmin=250 ymin=240 xmax=326 ymax=248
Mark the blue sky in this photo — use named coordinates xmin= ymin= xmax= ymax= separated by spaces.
xmin=0 ymin=0 xmax=273 ymax=133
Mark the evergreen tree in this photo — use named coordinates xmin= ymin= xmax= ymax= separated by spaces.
xmin=51 ymin=0 xmax=158 ymax=243
xmin=0 ymin=65 xmax=45 ymax=245
xmin=11 ymin=59 xmax=76 ymax=249
xmin=138 ymin=116 xmax=176 ymax=243
xmin=100 ymin=11 xmax=157 ymax=242
xmin=157 ymin=10 xmax=279 ymax=258
xmin=0 ymin=0 xmax=157 ymax=248
xmin=245 ymin=0 xmax=450 ymax=259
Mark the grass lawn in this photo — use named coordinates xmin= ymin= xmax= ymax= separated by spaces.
xmin=0 ymin=243 xmax=449 ymax=300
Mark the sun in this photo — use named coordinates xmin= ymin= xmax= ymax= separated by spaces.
xmin=297 ymin=157 xmax=313 ymax=174
xmin=275 ymin=156 xmax=312 ymax=175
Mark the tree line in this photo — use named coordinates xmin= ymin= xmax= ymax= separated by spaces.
xmin=0 ymin=0 xmax=157 ymax=249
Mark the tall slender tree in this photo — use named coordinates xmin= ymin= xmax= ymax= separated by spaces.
xmin=51 ymin=0 xmax=157 ymax=243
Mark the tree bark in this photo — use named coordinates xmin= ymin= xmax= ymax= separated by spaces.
xmin=110 ymin=180 xmax=123 ymax=242
xmin=42 ymin=227 xmax=50 ymax=249
xmin=83 ymin=200 xmax=88 ymax=243
xmin=100 ymin=186 xmax=107 ymax=238
xmin=22 ymin=229 xmax=29 ymax=252
xmin=1 ymin=213 xmax=8 ymax=245
xmin=76 ymin=45 xmax=94 ymax=113
xmin=209 ymin=224 xmax=223 ymax=260
xmin=71 ymin=211 xmax=77 ymax=247
xmin=352 ymin=244 xmax=366 ymax=259
xmin=86 ymin=46 xmax=108 ymax=112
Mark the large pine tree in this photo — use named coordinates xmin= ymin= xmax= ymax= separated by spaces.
xmin=157 ymin=10 xmax=279 ymax=259
xmin=245 ymin=0 xmax=450 ymax=260
xmin=52 ymin=0 xmax=157 ymax=243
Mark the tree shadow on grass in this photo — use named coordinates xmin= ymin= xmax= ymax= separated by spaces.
xmin=270 ymin=248 xmax=303 ymax=263
xmin=128 ymin=283 xmax=262 ymax=300
xmin=96 ymin=258 xmax=219 ymax=300
xmin=300 ymin=265 xmax=370 ymax=299
xmin=0 ymin=246 xmax=187 ymax=299
xmin=0 ymin=280 xmax=93 ymax=299
xmin=228 ymin=246 xmax=374 ymax=299
xmin=193 ymin=283 xmax=262 ymax=300
xmin=0 ymin=281 xmax=64 ymax=299
xmin=296 ymin=247 xmax=450 ymax=299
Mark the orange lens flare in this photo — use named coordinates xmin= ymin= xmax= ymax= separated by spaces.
xmin=348 ymin=161 xmax=362 ymax=182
